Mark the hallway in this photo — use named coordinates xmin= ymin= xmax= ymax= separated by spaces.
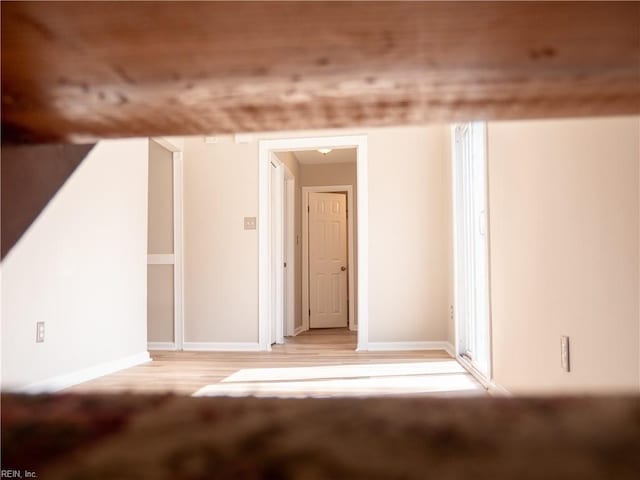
xmin=69 ymin=329 xmax=484 ymax=397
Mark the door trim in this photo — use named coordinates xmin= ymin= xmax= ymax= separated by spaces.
xmin=302 ymin=185 xmax=355 ymax=333
xmin=258 ymin=135 xmax=368 ymax=351
xmin=269 ymin=157 xmax=285 ymax=345
xmin=283 ymin=166 xmax=296 ymax=338
xmin=451 ymin=123 xmax=492 ymax=382
xmin=148 ymin=137 xmax=184 ymax=351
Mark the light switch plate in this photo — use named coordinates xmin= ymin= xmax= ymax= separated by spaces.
xmin=36 ymin=322 xmax=45 ymax=343
xmin=244 ymin=217 xmax=257 ymax=230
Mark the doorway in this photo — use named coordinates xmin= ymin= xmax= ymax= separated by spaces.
xmin=268 ymin=155 xmax=294 ymax=345
xmin=258 ymin=135 xmax=369 ymax=351
xmin=452 ymin=122 xmax=491 ymax=380
xmin=147 ymin=137 xmax=184 ymax=351
xmin=302 ymin=186 xmax=355 ymax=331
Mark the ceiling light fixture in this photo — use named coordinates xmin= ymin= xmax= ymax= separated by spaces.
xmin=317 ymin=148 xmax=332 ymax=155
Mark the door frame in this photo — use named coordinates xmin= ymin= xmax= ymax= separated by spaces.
xmin=283 ymin=166 xmax=296 ymax=338
xmin=302 ymin=185 xmax=355 ymax=333
xmin=258 ymin=135 xmax=368 ymax=351
xmin=451 ymin=123 xmax=493 ymax=383
xmin=267 ymin=156 xmax=296 ymax=345
xmin=147 ymin=137 xmax=184 ymax=351
xmin=269 ymin=156 xmax=285 ymax=345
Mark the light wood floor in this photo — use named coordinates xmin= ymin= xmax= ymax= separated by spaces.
xmin=68 ymin=328 xmax=485 ymax=397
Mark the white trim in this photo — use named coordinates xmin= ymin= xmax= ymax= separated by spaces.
xmin=443 ymin=341 xmax=455 ymax=358
xmin=451 ymin=122 xmax=492 ymax=378
xmin=269 ymin=155 xmax=285 ymax=345
xmin=451 ymin=125 xmax=461 ymax=358
xmin=486 ymin=381 xmax=512 ymax=397
xmin=182 ymin=342 xmax=262 ymax=352
xmin=302 ymin=189 xmax=310 ymax=332
xmin=148 ymin=342 xmax=177 ymax=351
xmin=259 ymin=135 xmax=368 ymax=351
xmin=173 ymin=151 xmax=185 ymax=350
xmin=456 ymin=353 xmax=490 ymax=388
xmin=151 ymin=136 xmax=181 ymax=152
xmin=455 ymin=355 xmax=510 ymax=396
xmin=365 ymin=341 xmax=454 ymax=352
xmin=302 ymin=185 xmax=355 ymax=334
xmin=283 ymin=165 xmax=296 ymax=337
xmin=259 ymin=145 xmax=270 ymax=351
xmin=147 ymin=254 xmax=175 ymax=264
xmin=16 ymin=351 xmax=151 ymax=394
xmin=355 ymin=138 xmax=368 ymax=351
xmin=293 ymin=325 xmax=306 ymax=336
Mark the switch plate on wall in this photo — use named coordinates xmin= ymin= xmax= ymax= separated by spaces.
xmin=36 ymin=322 xmax=45 ymax=343
xmin=244 ymin=217 xmax=257 ymax=230
xmin=560 ymin=336 xmax=570 ymax=372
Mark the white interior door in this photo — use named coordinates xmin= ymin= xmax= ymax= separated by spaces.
xmin=308 ymin=192 xmax=348 ymax=328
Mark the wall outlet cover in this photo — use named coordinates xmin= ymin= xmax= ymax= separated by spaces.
xmin=560 ymin=335 xmax=570 ymax=372
xmin=36 ymin=322 xmax=45 ymax=343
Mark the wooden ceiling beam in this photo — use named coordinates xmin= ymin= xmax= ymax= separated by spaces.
xmin=2 ymin=1 xmax=639 ymax=144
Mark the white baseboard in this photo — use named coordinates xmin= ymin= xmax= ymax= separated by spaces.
xmin=443 ymin=342 xmax=455 ymax=358
xmin=487 ymin=381 xmax=512 ymax=397
xmin=182 ymin=342 xmax=261 ymax=352
xmin=349 ymin=323 xmax=358 ymax=331
xmin=364 ymin=341 xmax=455 ymax=353
xmin=17 ymin=351 xmax=151 ymax=394
xmin=293 ymin=325 xmax=306 ymax=336
xmin=148 ymin=342 xmax=177 ymax=351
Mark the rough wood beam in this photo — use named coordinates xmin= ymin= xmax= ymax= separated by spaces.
xmin=2 ymin=1 xmax=639 ymax=144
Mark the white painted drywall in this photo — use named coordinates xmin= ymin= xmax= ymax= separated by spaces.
xmin=183 ymin=139 xmax=259 ymax=342
xmin=1 ymin=139 xmax=149 ymax=390
xmin=367 ymin=126 xmax=451 ymax=342
xmin=182 ymin=126 xmax=452 ymax=345
xmin=488 ymin=116 xmax=640 ymax=393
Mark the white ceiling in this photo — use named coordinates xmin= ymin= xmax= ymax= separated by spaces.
xmin=292 ymin=148 xmax=356 ymax=165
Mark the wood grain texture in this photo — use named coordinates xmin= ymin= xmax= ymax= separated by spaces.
xmin=2 ymin=1 xmax=639 ymax=143
xmin=67 ymin=329 xmax=484 ymax=397
xmin=3 ymin=394 xmax=640 ymax=479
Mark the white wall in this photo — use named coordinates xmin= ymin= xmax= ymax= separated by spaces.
xmin=368 ymin=126 xmax=451 ymax=342
xmin=182 ymin=125 xmax=452 ymax=346
xmin=183 ymin=139 xmax=259 ymax=343
xmin=1 ymin=139 xmax=149 ymax=390
xmin=488 ymin=116 xmax=640 ymax=393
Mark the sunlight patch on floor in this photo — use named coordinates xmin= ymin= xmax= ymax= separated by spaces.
xmin=194 ymin=361 xmax=484 ymax=398
xmin=222 ymin=360 xmax=466 ymax=383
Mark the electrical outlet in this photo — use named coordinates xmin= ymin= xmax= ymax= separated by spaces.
xmin=36 ymin=322 xmax=45 ymax=343
xmin=560 ymin=336 xmax=570 ymax=372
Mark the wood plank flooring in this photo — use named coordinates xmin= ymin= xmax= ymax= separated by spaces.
xmin=68 ymin=329 xmax=485 ymax=397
